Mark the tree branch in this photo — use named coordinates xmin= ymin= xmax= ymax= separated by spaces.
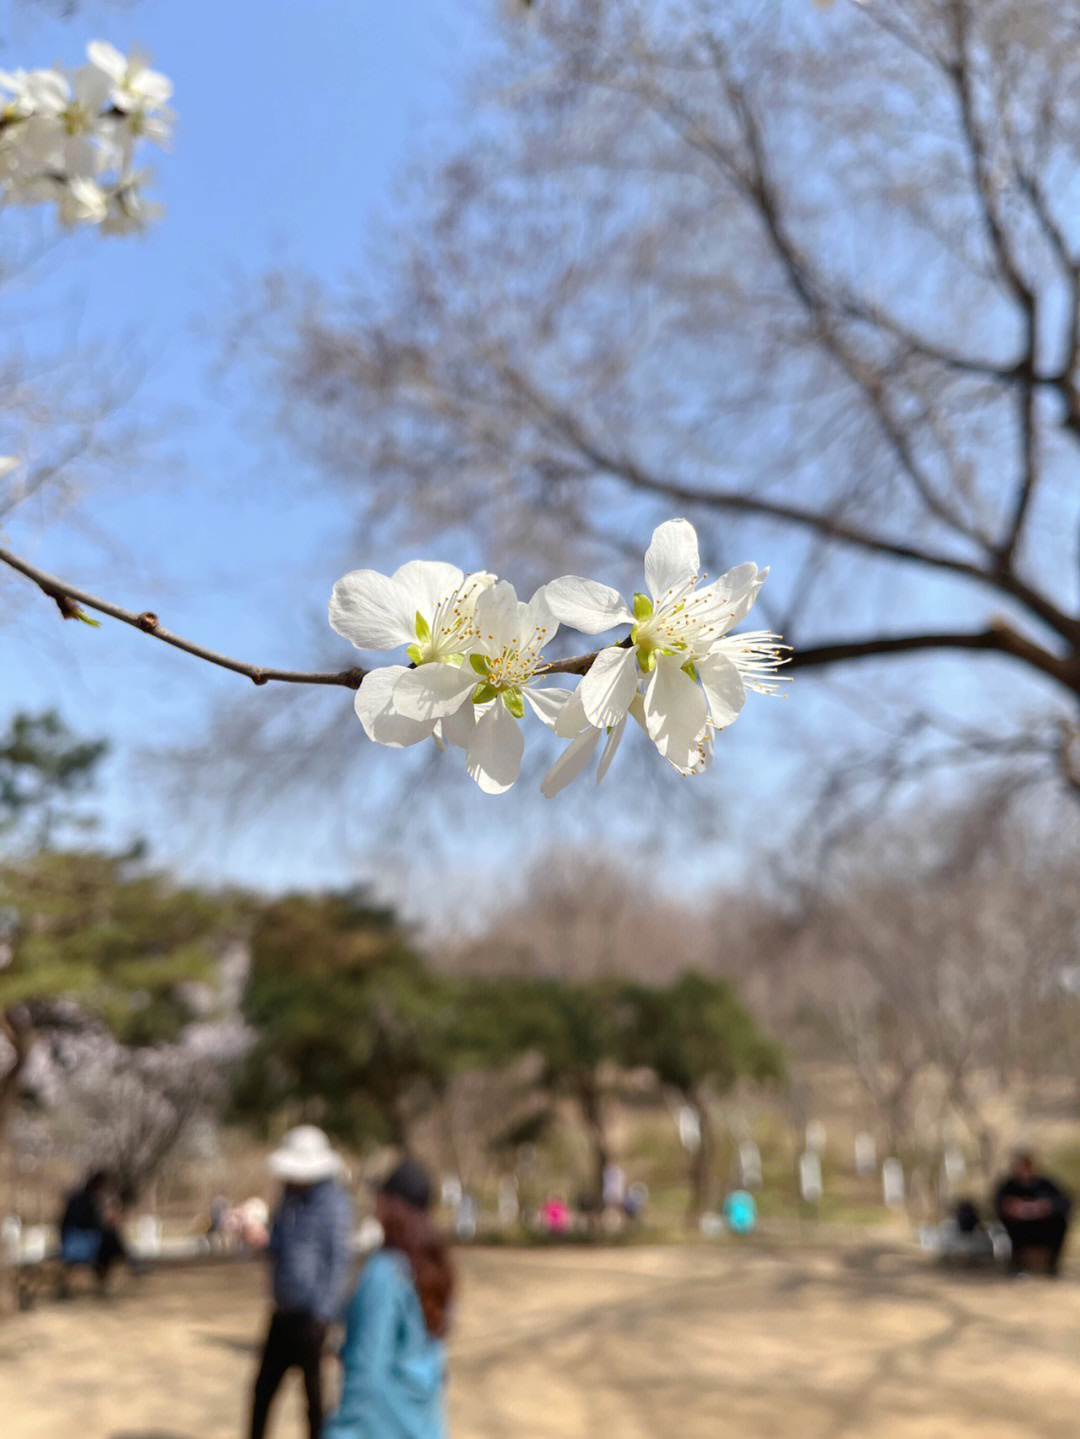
xmin=947 ymin=0 xmax=1034 ymax=310
xmin=489 ymin=358 xmax=1080 ymax=645
xmin=789 ymin=619 xmax=1080 ymax=697
xmin=0 ymin=544 xmax=368 ymax=690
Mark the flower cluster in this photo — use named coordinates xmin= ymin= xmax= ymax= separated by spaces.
xmin=0 ymin=41 xmax=172 ymax=232
xmin=330 ymin=519 xmax=788 ymax=795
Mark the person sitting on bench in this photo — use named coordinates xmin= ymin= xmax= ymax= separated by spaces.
xmin=994 ymin=1150 xmax=1071 ymax=1276
xmin=59 ymin=1169 xmax=130 ymax=1291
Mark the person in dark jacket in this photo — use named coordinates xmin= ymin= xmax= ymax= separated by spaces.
xmin=249 ymin=1127 xmax=354 ymax=1439
xmin=994 ymin=1150 xmax=1071 ymax=1275
xmin=324 ymin=1157 xmax=454 ymax=1439
xmin=58 ymin=1168 xmax=129 ymax=1289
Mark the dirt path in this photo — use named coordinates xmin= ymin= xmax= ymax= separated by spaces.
xmin=5 ymin=1239 xmax=1080 ymax=1438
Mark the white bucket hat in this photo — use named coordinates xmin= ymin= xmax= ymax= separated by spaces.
xmin=268 ymin=1126 xmax=344 ymax=1183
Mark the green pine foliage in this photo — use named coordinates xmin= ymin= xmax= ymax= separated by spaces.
xmin=0 ymin=848 xmax=246 ymax=1043
xmin=0 ymin=710 xmax=244 ymax=1043
xmin=0 ymin=710 xmax=108 ymax=850
xmin=621 ymin=972 xmax=784 ymax=1099
xmin=234 ymin=888 xmax=458 ymax=1148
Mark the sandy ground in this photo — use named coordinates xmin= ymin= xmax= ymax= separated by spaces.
xmin=6 ymin=1237 xmax=1080 ymax=1438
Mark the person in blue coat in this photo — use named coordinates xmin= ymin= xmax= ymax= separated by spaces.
xmin=325 ymin=1157 xmax=454 ymax=1439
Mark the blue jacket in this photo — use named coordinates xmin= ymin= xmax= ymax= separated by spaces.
xmin=267 ymin=1178 xmax=353 ymax=1323
xmin=324 ymin=1249 xmax=446 ymax=1439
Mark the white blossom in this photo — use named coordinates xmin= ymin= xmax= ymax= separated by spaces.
xmin=539 ymin=689 xmax=630 ymax=798
xmin=86 ymin=41 xmax=173 ymax=114
xmin=0 ymin=42 xmax=172 ymax=230
xmin=545 ymin=518 xmax=783 ymax=775
xmin=331 ymin=521 xmax=786 ymax=794
xmin=330 ymin=560 xmax=496 ymax=748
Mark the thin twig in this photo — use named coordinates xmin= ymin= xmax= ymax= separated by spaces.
xmin=0 ymin=544 xmax=368 ymax=689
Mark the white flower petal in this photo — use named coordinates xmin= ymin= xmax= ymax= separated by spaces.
xmin=552 ymin=687 xmax=588 ymax=739
xmin=354 ymin=668 xmax=436 ymax=748
xmin=388 ymin=663 xmax=476 ymax=720
xmin=644 ymin=519 xmax=699 ymax=601
xmin=392 ymin=559 xmax=464 ymax=617
xmin=666 ymin=724 xmax=714 ymax=777
xmin=85 ymin=40 xmax=126 ymax=81
xmin=642 ymin=654 xmax=709 ymax=767
xmin=522 ymin=685 xmax=572 ymax=729
xmin=716 ymin=562 xmax=766 ymax=627
xmin=595 ymin=716 xmax=627 ymax=783
xmin=696 ymin=651 xmax=748 ymax=728
xmin=466 ymin=701 xmax=525 ymax=794
xmin=329 ymin=569 xmax=416 ymax=650
xmin=541 ymin=726 xmax=601 ymax=798
xmin=524 ymin=586 xmax=558 ymax=649
xmin=474 ymin=580 xmax=521 ymax=651
xmin=543 ymin=577 xmax=633 ymax=634
xmin=579 ymin=646 xmax=640 ymax=728
xmin=439 ymin=703 xmax=478 ymax=750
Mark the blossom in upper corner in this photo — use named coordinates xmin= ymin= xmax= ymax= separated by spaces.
xmin=329 ymin=559 xmax=495 ymax=748
xmin=13 ymin=59 xmax=112 ymax=180
xmin=86 ymin=42 xmax=173 ymax=115
xmin=86 ymin=43 xmax=172 ymax=173
xmin=544 ymin=517 xmax=784 ymax=774
xmin=0 ymin=43 xmax=173 ymax=229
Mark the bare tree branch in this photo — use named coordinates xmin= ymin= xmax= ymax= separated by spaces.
xmin=0 ymin=544 xmax=367 ymax=689
xmin=788 ymin=619 xmax=1080 ymax=695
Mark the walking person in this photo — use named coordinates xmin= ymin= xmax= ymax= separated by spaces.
xmin=249 ymin=1126 xmax=354 ymax=1439
xmin=324 ymin=1157 xmax=454 ymax=1439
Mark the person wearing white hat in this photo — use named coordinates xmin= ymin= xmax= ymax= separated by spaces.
xmin=248 ymin=1126 xmax=353 ymax=1439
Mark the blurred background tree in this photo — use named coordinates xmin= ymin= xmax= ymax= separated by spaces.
xmin=0 ymin=710 xmax=245 ymax=1190
xmin=622 ymin=973 xmax=783 ymax=1222
xmin=233 ymin=888 xmax=457 ymax=1151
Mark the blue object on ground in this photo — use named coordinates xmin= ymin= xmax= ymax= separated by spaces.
xmin=723 ymin=1189 xmax=757 ymax=1234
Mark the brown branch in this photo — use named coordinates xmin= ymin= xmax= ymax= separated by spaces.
xmin=6 ymin=549 xmax=1080 ymax=706
xmin=0 ymin=544 xmax=368 ymax=690
xmin=640 ymin=68 xmax=998 ymax=552
xmin=947 ymin=0 xmax=1034 ymax=310
xmin=789 ymin=619 xmax=1080 ymax=697
xmin=999 ymin=347 xmax=1038 ymax=567
xmin=486 ymin=368 xmax=1080 ymax=645
xmin=494 ymin=356 xmax=993 ymax=581
xmin=721 ymin=77 xmax=997 ymax=552
xmin=1012 ymin=166 xmax=1080 ymax=440
xmin=539 ymin=638 xmax=632 ymax=677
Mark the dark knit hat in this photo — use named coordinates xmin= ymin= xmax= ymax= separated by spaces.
xmin=379 ymin=1156 xmax=433 ymax=1211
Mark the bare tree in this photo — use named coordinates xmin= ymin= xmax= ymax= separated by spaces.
xmin=221 ymin=0 xmax=1080 ymax=789
xmin=447 ymin=848 xmax=718 ymax=983
xmin=764 ymin=783 xmax=1080 ymax=1182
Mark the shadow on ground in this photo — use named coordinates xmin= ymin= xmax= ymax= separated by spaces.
xmin=111 ymin=1432 xmax=195 ymax=1439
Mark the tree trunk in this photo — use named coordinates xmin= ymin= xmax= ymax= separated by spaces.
xmin=0 ymin=1006 xmax=33 ymax=1316
xmin=685 ymin=1091 xmax=715 ymax=1227
xmin=0 ymin=1005 xmax=33 ymax=1147
xmin=578 ymin=1073 xmax=609 ymax=1236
